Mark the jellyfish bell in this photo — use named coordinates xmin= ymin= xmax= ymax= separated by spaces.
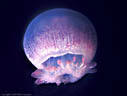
xmin=23 ymin=8 xmax=97 ymax=85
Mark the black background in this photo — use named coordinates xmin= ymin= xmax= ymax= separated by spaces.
xmin=0 ymin=0 xmax=117 ymax=96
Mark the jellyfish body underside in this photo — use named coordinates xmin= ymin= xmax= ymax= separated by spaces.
xmin=23 ymin=8 xmax=97 ymax=85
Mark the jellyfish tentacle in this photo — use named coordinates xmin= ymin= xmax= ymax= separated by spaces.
xmin=85 ymin=62 xmax=97 ymax=73
xmin=31 ymin=69 xmax=44 ymax=78
xmin=35 ymin=78 xmax=45 ymax=85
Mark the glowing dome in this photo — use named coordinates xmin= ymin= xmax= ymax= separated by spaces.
xmin=23 ymin=8 xmax=97 ymax=85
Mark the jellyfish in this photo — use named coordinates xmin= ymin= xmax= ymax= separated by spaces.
xmin=23 ymin=8 xmax=97 ymax=86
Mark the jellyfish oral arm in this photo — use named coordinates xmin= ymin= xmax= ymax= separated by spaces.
xmin=31 ymin=54 xmax=96 ymax=85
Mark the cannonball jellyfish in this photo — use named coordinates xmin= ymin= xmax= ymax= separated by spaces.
xmin=23 ymin=8 xmax=97 ymax=86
